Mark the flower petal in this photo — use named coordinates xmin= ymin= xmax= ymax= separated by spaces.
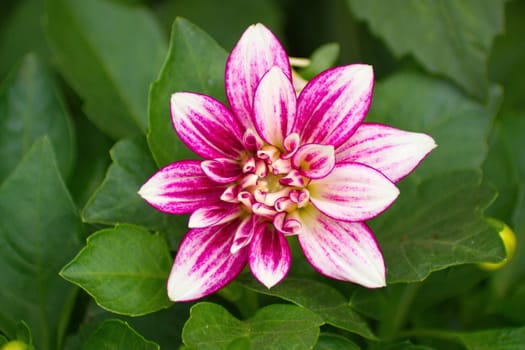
xmin=231 ymin=215 xmax=259 ymax=254
xmin=253 ymin=66 xmax=297 ymax=147
xmin=225 ymin=23 xmax=291 ymax=129
xmin=171 ymin=92 xmax=244 ymax=159
xmin=138 ymin=160 xmax=224 ymax=215
xmin=167 ymin=221 xmax=247 ymax=302
xmin=188 ymin=203 xmax=242 ymax=228
xmin=201 ymin=158 xmax=242 ymax=184
xmin=294 ymin=65 xmax=374 ymax=148
xmin=292 ymin=143 xmax=335 ymax=179
xmin=293 ymin=207 xmax=386 ymax=288
xmin=309 ymin=163 xmax=399 ymax=221
xmin=336 ymin=123 xmax=437 ymax=182
xmin=249 ymin=224 xmax=291 ymax=288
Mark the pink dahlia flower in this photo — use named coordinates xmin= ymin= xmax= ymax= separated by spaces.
xmin=139 ymin=24 xmax=436 ymax=302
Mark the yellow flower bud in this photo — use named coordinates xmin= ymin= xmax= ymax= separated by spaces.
xmin=1 ymin=340 xmax=30 ymax=350
xmin=479 ymin=220 xmax=517 ymax=271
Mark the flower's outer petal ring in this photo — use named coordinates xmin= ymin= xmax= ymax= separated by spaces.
xmin=309 ymin=162 xmax=399 ymax=222
xmin=253 ymin=66 xmax=297 ymax=147
xmin=171 ymin=92 xmax=244 ymax=160
xmin=226 ymin=23 xmax=291 ymax=130
xmin=138 ymin=160 xmax=225 ymax=215
xmin=294 ymin=64 xmax=374 ymax=148
xmin=249 ymin=224 xmax=291 ymax=289
xmin=167 ymin=221 xmax=248 ymax=302
xmin=294 ymin=207 xmax=386 ymax=288
xmin=336 ymin=123 xmax=437 ymax=183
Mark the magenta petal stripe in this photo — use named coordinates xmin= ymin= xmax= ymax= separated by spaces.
xmin=253 ymin=66 xmax=297 ymax=147
xmin=292 ymin=143 xmax=335 ymax=179
xmin=171 ymin=92 xmax=245 ymax=159
xmin=249 ymin=224 xmax=291 ymax=288
xmin=295 ymin=65 xmax=374 ymax=148
xmin=336 ymin=123 xmax=437 ymax=182
xmin=225 ymin=23 xmax=291 ymax=130
xmin=167 ymin=221 xmax=248 ymax=302
xmin=309 ymin=162 xmax=399 ymax=222
xmin=295 ymin=207 xmax=386 ymax=288
xmin=138 ymin=160 xmax=225 ymax=215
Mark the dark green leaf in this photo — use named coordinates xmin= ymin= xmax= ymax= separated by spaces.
xmin=0 ymin=53 xmax=75 ymax=182
xmin=314 ymin=334 xmax=360 ymax=350
xmin=83 ymin=319 xmax=159 ymax=350
xmin=82 ymin=137 xmax=187 ymax=239
xmin=147 ymin=18 xmax=227 ymax=167
xmin=182 ymin=302 xmax=323 ymax=350
xmin=239 ymin=277 xmax=376 ymax=339
xmin=347 ymin=0 xmax=504 ymax=100
xmin=45 ymin=0 xmax=167 ymax=138
xmin=0 ymin=137 xmax=81 ymax=350
xmin=366 ymin=71 xmax=499 ymax=182
xmin=372 ymin=170 xmax=504 ymax=283
xmin=60 ymin=224 xmax=173 ymax=316
xmin=456 ymin=327 xmax=525 ymax=350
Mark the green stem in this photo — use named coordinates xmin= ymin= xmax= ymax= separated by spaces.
xmin=377 ymin=283 xmax=421 ymax=340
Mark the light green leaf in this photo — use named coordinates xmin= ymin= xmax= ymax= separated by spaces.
xmin=60 ymin=224 xmax=173 ymax=316
xmin=182 ymin=302 xmax=323 ymax=350
xmin=238 ymin=277 xmax=376 ymax=339
xmin=147 ymin=18 xmax=227 ymax=167
xmin=298 ymin=43 xmax=340 ymax=80
xmin=83 ymin=319 xmax=159 ymax=350
xmin=372 ymin=170 xmax=504 ymax=283
xmin=366 ymin=71 xmax=499 ymax=182
xmin=347 ymin=0 xmax=504 ymax=100
xmin=0 ymin=53 xmax=75 ymax=182
xmin=45 ymin=0 xmax=167 ymax=138
xmin=0 ymin=137 xmax=81 ymax=350
xmin=82 ymin=137 xmax=187 ymax=239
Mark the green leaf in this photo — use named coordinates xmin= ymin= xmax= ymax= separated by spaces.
xmin=366 ymin=71 xmax=499 ymax=182
xmin=83 ymin=319 xmax=159 ymax=350
xmin=238 ymin=277 xmax=376 ymax=339
xmin=0 ymin=0 xmax=51 ymax=78
xmin=182 ymin=302 xmax=323 ymax=350
xmin=314 ymin=334 xmax=360 ymax=350
xmin=347 ymin=0 xmax=504 ymax=100
xmin=82 ymin=137 xmax=187 ymax=239
xmin=60 ymin=224 xmax=173 ymax=316
xmin=298 ymin=43 xmax=340 ymax=80
xmin=0 ymin=137 xmax=81 ymax=350
xmin=44 ymin=0 xmax=167 ymax=139
xmin=0 ymin=53 xmax=75 ymax=182
xmin=371 ymin=170 xmax=504 ymax=283
xmin=147 ymin=18 xmax=227 ymax=167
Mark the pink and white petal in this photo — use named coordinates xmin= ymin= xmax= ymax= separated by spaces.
xmin=188 ymin=203 xmax=242 ymax=228
xmin=171 ymin=92 xmax=244 ymax=159
xmin=225 ymin=23 xmax=291 ymax=129
xmin=309 ymin=163 xmax=399 ymax=222
xmin=167 ymin=221 xmax=248 ymax=302
xmin=231 ymin=215 xmax=260 ymax=254
xmin=253 ymin=67 xmax=297 ymax=147
xmin=294 ymin=207 xmax=386 ymax=288
xmin=294 ymin=65 xmax=374 ymax=148
xmin=292 ymin=143 xmax=335 ymax=179
xmin=249 ymin=225 xmax=291 ymax=288
xmin=138 ymin=160 xmax=225 ymax=215
xmin=201 ymin=158 xmax=242 ymax=184
xmin=336 ymin=123 xmax=437 ymax=182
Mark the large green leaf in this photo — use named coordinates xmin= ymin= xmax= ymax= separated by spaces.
xmin=83 ymin=319 xmax=159 ymax=350
xmin=44 ymin=0 xmax=167 ymax=139
xmin=347 ymin=0 xmax=504 ymax=100
xmin=314 ymin=334 xmax=360 ymax=350
xmin=371 ymin=170 xmax=504 ymax=283
xmin=456 ymin=327 xmax=525 ymax=350
xmin=147 ymin=18 xmax=227 ymax=167
xmin=0 ymin=53 xmax=75 ymax=182
xmin=60 ymin=224 xmax=173 ymax=316
xmin=365 ymin=71 xmax=498 ymax=182
xmin=0 ymin=137 xmax=81 ymax=350
xmin=182 ymin=302 xmax=323 ymax=350
xmin=238 ymin=276 xmax=376 ymax=339
xmin=82 ymin=137 xmax=187 ymax=240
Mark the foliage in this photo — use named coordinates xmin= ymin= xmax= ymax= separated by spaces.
xmin=0 ymin=0 xmax=523 ymax=348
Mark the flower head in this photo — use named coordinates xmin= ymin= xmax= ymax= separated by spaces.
xmin=139 ymin=24 xmax=436 ymax=302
